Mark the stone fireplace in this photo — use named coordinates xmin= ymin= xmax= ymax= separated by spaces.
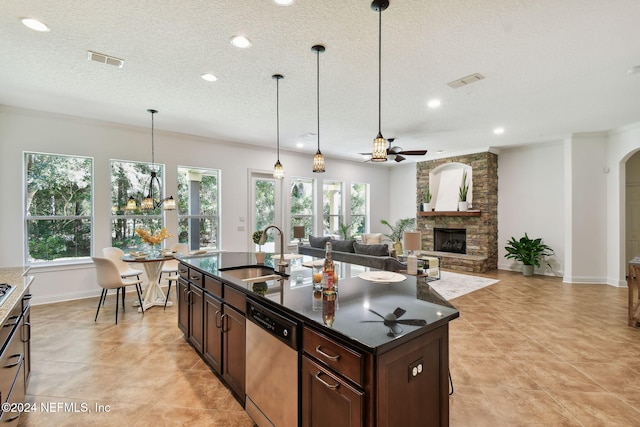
xmin=416 ymin=152 xmax=498 ymax=273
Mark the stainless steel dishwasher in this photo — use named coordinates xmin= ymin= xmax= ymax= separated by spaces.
xmin=245 ymin=298 xmax=300 ymax=427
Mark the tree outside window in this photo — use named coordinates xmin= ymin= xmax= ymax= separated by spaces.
xmin=323 ymin=180 xmax=343 ymax=236
xmin=290 ymin=177 xmax=314 ymax=242
xmin=110 ymin=160 xmax=163 ymax=250
xmin=25 ymin=152 xmax=92 ymax=263
xmin=177 ymin=167 xmax=220 ymax=250
xmin=350 ymin=182 xmax=368 ymax=237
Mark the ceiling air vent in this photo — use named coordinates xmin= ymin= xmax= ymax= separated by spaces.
xmin=447 ymin=73 xmax=484 ymax=89
xmin=87 ymin=50 xmax=124 ymax=68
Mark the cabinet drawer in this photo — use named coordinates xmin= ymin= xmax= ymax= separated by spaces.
xmin=178 ymin=263 xmax=189 ymax=280
xmin=204 ymin=275 xmax=222 ymax=298
xmin=224 ymin=286 xmax=245 ymax=314
xmin=0 ymin=327 xmax=23 ymax=402
xmin=303 ymin=327 xmax=364 ymax=387
xmin=188 ymin=270 xmax=203 ymax=288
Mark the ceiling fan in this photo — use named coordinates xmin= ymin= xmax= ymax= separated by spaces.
xmin=360 ymin=138 xmax=428 ymax=162
xmin=361 ymin=307 xmax=427 ymax=337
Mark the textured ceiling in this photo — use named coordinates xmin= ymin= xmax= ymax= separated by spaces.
xmin=1 ymin=0 xmax=639 ymax=164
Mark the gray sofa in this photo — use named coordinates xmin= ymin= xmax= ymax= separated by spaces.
xmin=297 ymin=236 xmax=407 ymax=272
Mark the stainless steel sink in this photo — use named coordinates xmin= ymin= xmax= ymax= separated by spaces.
xmin=219 ymin=266 xmax=286 ymax=283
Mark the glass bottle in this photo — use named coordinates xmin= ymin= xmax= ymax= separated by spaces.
xmin=322 ymin=241 xmax=336 ymax=326
xmin=322 ymin=241 xmax=335 ymax=291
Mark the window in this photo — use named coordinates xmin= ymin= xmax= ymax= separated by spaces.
xmin=25 ymin=152 xmax=93 ymax=263
xmin=252 ymin=174 xmax=278 ymax=252
xmin=350 ymin=182 xmax=368 ymax=238
xmin=110 ymin=160 xmax=164 ymax=250
xmin=323 ymin=180 xmax=343 ymax=236
xmin=290 ymin=177 xmax=314 ymax=242
xmin=177 ymin=167 xmax=220 ymax=250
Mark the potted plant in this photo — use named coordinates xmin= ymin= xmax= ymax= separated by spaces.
xmin=381 ymin=218 xmax=416 ymax=255
xmin=422 ymin=187 xmax=432 ymax=212
xmin=504 ymin=233 xmax=554 ymax=276
xmin=252 ymin=230 xmax=266 ymax=264
xmin=338 ymin=221 xmax=354 ymax=240
xmin=458 ymin=170 xmax=469 ymax=211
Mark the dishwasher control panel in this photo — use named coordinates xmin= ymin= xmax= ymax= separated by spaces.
xmin=247 ymin=300 xmax=299 ymax=350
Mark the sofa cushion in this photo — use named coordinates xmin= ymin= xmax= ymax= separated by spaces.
xmin=331 ymin=239 xmax=355 ymax=253
xmin=309 ymin=235 xmax=331 ymax=249
xmin=361 ymin=233 xmax=382 ymax=244
xmin=353 ymin=242 xmax=389 ymax=256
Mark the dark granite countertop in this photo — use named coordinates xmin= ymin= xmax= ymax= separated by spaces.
xmin=180 ymin=252 xmax=459 ymax=352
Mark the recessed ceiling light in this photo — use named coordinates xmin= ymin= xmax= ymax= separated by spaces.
xmin=230 ymin=35 xmax=252 ymax=48
xmin=20 ymin=17 xmax=50 ymax=32
xmin=437 ymin=150 xmax=444 ymax=154
xmin=201 ymin=73 xmax=218 ymax=82
xmin=628 ymin=65 xmax=640 ymax=75
xmin=296 ymin=142 xmax=304 ymax=148
xmin=274 ymin=0 xmax=295 ymax=5
xmin=427 ymin=99 xmax=441 ymax=108
xmin=493 ymin=127 xmax=505 ymax=135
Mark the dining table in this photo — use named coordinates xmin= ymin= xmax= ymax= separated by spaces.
xmin=121 ymin=254 xmax=175 ymax=311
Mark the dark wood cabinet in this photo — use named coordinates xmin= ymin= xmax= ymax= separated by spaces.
xmin=222 ymin=303 xmax=245 ymax=399
xmin=203 ymin=292 xmax=222 ymax=374
xmin=0 ymin=298 xmax=29 ymax=426
xmin=301 ymin=355 xmax=364 ymax=427
xmin=21 ymin=294 xmax=31 ymax=388
xmin=376 ymin=326 xmax=449 ymax=427
xmin=187 ymin=283 xmax=204 ymax=353
xmin=177 ymin=278 xmax=189 ymax=335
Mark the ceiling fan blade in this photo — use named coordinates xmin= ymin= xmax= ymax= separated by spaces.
xmin=394 ymin=155 xmax=405 ymax=162
xmin=397 ymin=150 xmax=427 ymax=155
xmin=397 ymin=319 xmax=427 ymax=326
xmin=393 ymin=307 xmax=406 ymax=318
xmin=368 ymin=308 xmax=386 ymax=320
xmin=359 ymin=152 xmax=373 ymax=155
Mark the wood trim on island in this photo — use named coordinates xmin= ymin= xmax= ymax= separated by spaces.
xmin=418 ymin=210 xmax=481 ymax=217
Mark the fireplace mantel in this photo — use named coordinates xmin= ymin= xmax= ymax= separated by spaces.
xmin=418 ymin=210 xmax=481 ymax=217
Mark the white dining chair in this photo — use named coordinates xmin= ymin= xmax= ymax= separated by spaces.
xmin=92 ymin=257 xmax=144 ymax=324
xmin=103 ymin=247 xmax=143 ymax=280
xmin=160 ymin=243 xmax=189 ymax=310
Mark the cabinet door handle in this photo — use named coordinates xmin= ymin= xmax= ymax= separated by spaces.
xmin=4 ymin=353 xmax=22 ymax=369
xmin=214 ymin=310 xmax=222 ymax=329
xmin=221 ymin=313 xmax=229 ymax=333
xmin=315 ymin=345 xmax=340 ymax=361
xmin=315 ymin=372 xmax=339 ymax=390
xmin=22 ymin=322 xmax=31 ymax=343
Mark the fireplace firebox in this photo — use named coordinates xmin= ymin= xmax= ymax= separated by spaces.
xmin=434 ymin=228 xmax=466 ymax=254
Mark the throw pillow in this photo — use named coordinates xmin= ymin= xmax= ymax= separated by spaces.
xmin=353 ymin=242 xmax=389 ymax=256
xmin=361 ymin=233 xmax=382 ymax=244
xmin=331 ymin=239 xmax=355 ymax=253
xmin=309 ymin=235 xmax=331 ymax=249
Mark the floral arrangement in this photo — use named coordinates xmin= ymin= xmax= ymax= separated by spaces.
xmin=135 ymin=227 xmax=174 ymax=245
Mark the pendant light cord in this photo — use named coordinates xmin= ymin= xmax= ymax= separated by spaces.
xmin=276 ymin=77 xmax=280 ymax=162
xmin=151 ymin=111 xmax=155 ymax=169
xmin=377 ymin=5 xmax=382 ymax=134
xmin=316 ymin=48 xmax=320 ymax=151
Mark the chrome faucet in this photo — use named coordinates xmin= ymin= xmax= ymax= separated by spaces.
xmin=259 ymin=224 xmax=288 ymax=272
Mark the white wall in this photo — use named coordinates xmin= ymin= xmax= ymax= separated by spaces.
xmin=388 ymin=163 xmax=417 ymax=226
xmin=0 ymin=106 xmax=390 ymax=304
xmin=497 ymin=142 xmax=566 ymax=276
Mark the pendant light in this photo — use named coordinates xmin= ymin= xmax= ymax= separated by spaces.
xmin=371 ymin=0 xmax=390 ymax=162
xmin=125 ymin=109 xmax=176 ymax=211
xmin=312 ymin=44 xmax=326 ymax=173
xmin=272 ymin=74 xmax=285 ymax=179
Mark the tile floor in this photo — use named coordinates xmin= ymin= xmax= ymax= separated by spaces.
xmin=18 ymin=270 xmax=640 ymax=426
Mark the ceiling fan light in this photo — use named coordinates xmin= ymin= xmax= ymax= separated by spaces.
xmin=273 ymin=160 xmax=284 ymax=179
xmin=313 ymin=150 xmax=325 ymax=173
xmin=371 ymin=133 xmax=388 ymax=162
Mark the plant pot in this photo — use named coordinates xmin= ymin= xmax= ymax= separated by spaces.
xmin=255 ymin=251 xmax=265 ymax=264
xmin=422 ymin=202 xmax=431 ymax=212
xmin=393 ymin=240 xmax=403 ymax=257
xmin=458 ymin=201 xmax=468 ymax=212
xmin=522 ymin=264 xmax=534 ymax=276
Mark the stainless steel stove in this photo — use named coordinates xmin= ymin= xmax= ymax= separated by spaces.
xmin=0 ymin=283 xmax=16 ymax=306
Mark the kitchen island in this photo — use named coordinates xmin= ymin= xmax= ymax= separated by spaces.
xmin=177 ymin=252 xmax=459 ymax=427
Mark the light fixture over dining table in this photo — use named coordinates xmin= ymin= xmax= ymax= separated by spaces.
xmin=125 ymin=109 xmax=176 ymax=211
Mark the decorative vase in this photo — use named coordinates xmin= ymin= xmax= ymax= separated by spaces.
xmin=522 ymin=264 xmax=534 ymax=276
xmin=393 ymin=240 xmax=403 ymax=256
xmin=422 ymin=202 xmax=431 ymax=212
xmin=148 ymin=244 xmax=158 ymax=258
xmin=255 ymin=251 xmax=265 ymax=264
xmin=458 ymin=201 xmax=468 ymax=212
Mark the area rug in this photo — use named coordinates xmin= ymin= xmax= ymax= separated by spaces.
xmin=429 ymin=271 xmax=499 ymax=300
